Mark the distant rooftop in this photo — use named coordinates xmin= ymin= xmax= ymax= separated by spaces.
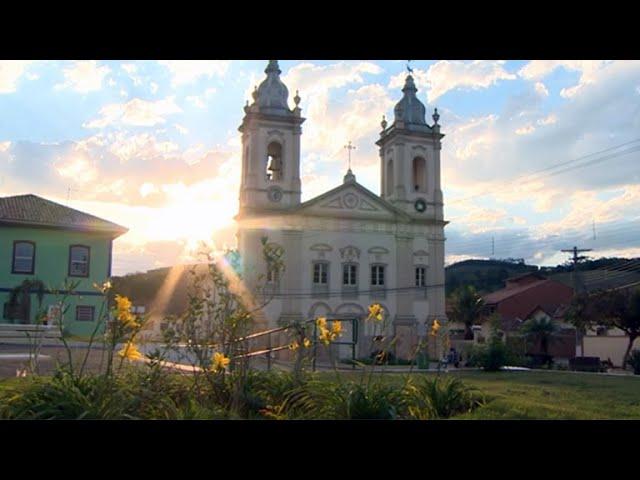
xmin=0 ymin=194 xmax=128 ymax=236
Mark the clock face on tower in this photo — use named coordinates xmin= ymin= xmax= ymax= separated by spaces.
xmin=414 ymin=198 xmax=427 ymax=213
xmin=267 ymin=186 xmax=283 ymax=203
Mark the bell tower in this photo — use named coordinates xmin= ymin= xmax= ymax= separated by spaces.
xmin=376 ymin=74 xmax=444 ymax=222
xmin=238 ymin=60 xmax=305 ymax=212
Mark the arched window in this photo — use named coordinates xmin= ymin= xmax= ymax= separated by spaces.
xmin=386 ymin=159 xmax=394 ymax=196
xmin=266 ymin=141 xmax=283 ymax=181
xmin=412 ymin=156 xmax=426 ymax=192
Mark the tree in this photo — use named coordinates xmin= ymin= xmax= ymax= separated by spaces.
xmin=448 ymin=285 xmax=485 ymax=340
xmin=567 ymin=287 xmax=640 ymax=368
xmin=520 ymin=316 xmax=559 ymax=357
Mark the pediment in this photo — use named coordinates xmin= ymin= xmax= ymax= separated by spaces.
xmin=295 ymin=181 xmax=410 ymax=221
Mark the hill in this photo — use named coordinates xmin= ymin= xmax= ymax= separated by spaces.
xmin=445 ymin=259 xmax=538 ymax=296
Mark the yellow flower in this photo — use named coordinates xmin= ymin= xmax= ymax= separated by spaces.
xmin=93 ymin=280 xmax=112 ymax=293
xmin=316 ymin=317 xmax=327 ymax=329
xmin=114 ymin=294 xmax=137 ymax=328
xmin=115 ymin=294 xmax=132 ymax=312
xmin=319 ymin=328 xmax=333 ymax=346
xmin=212 ymin=352 xmax=230 ymax=372
xmin=430 ymin=319 xmax=441 ymax=336
xmin=331 ymin=321 xmax=343 ymax=336
xmin=117 ymin=342 xmax=143 ymax=361
xmin=289 ymin=341 xmax=300 ymax=351
xmin=303 ymin=338 xmax=312 ymax=348
xmin=368 ymin=303 xmax=384 ymax=322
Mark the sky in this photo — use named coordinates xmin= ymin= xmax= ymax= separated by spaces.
xmin=1 ymin=59 xmax=639 ymax=276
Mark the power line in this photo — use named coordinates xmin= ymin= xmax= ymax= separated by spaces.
xmin=448 ymin=138 xmax=640 ymax=205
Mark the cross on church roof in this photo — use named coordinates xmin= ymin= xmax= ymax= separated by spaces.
xmin=406 ymin=60 xmax=414 ymax=74
xmin=344 ymin=141 xmax=356 ymax=170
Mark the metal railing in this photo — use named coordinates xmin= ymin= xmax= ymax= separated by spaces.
xmin=230 ymin=316 xmax=360 ymax=371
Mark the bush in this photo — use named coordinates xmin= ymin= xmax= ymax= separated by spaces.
xmin=469 ymin=336 xmax=509 ymax=371
xmin=402 ymin=376 xmax=484 ymax=419
xmin=271 ymin=379 xmax=401 ymax=420
xmin=628 ymin=350 xmax=640 ymax=375
xmin=0 ymin=371 xmax=137 ymax=420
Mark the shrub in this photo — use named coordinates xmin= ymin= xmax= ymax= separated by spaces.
xmin=0 ymin=371 xmax=137 ymax=420
xmin=402 ymin=376 xmax=484 ymax=419
xmin=628 ymin=350 xmax=640 ymax=375
xmin=273 ymin=379 xmax=400 ymax=420
xmin=469 ymin=336 xmax=509 ymax=371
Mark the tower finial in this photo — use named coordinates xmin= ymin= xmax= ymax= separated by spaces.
xmin=252 ymin=85 xmax=258 ymax=102
xmin=381 ymin=115 xmax=387 ymax=130
xmin=294 ymin=89 xmax=301 ymax=107
xmin=265 ymin=60 xmax=281 ymax=75
xmin=432 ymin=108 xmax=440 ymax=126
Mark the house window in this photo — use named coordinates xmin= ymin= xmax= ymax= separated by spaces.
xmin=313 ymin=262 xmax=329 ymax=285
xmin=76 ymin=305 xmax=95 ymax=322
xmin=12 ymin=241 xmax=35 ymax=274
xmin=69 ymin=245 xmax=90 ymax=277
xmin=266 ymin=141 xmax=283 ymax=181
xmin=371 ymin=265 xmax=385 ymax=286
xmin=415 ymin=266 xmax=426 ymax=287
xmin=343 ymin=264 xmax=358 ymax=286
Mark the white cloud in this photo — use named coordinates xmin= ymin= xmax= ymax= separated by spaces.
xmin=186 ymin=95 xmax=206 ymax=109
xmin=390 ymin=61 xmax=517 ymax=102
xmin=0 ymin=61 xmax=33 ymax=93
xmin=515 ymin=125 xmax=535 ymax=135
xmin=121 ymin=63 xmax=137 ymax=74
xmin=56 ymin=61 xmax=111 ymax=93
xmin=0 ymin=141 xmax=11 ymax=152
xmin=105 ymin=132 xmax=180 ymax=163
xmin=174 ymin=123 xmax=189 ymax=135
xmin=121 ymin=63 xmax=142 ymax=86
xmin=534 ymin=82 xmax=549 ymax=97
xmin=519 ymin=60 xmax=615 ymax=100
xmin=518 ymin=60 xmax=608 ymax=80
xmin=537 ymin=114 xmax=557 ymax=126
xmin=150 ymin=82 xmax=159 ymax=94
xmin=276 ymin=62 xmax=387 ymax=154
xmin=84 ymin=96 xmax=182 ymax=128
xmin=54 ymin=156 xmax=99 ymax=184
xmin=158 ymin=60 xmax=230 ymax=86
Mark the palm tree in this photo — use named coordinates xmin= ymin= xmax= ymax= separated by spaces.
xmin=520 ymin=316 xmax=559 ymax=357
xmin=448 ymin=285 xmax=485 ymax=340
xmin=7 ymin=278 xmax=46 ymax=324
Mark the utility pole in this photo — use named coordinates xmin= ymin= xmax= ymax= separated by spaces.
xmin=561 ymin=245 xmax=592 ymax=357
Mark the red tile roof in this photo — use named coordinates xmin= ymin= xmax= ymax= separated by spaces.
xmin=0 ymin=194 xmax=128 ymax=236
xmin=484 ymin=278 xmax=550 ymax=304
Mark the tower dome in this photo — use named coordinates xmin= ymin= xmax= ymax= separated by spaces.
xmin=255 ymin=60 xmax=291 ymax=115
xmin=393 ymin=75 xmax=427 ymax=127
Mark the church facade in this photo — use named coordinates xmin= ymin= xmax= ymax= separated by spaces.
xmin=235 ymin=60 xmax=447 ymax=360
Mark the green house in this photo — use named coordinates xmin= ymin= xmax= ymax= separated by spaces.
xmin=0 ymin=194 xmax=128 ymax=336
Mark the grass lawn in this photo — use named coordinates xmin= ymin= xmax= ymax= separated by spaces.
xmin=332 ymin=370 xmax=640 ymax=419
xmin=2 ymin=368 xmax=639 ymax=419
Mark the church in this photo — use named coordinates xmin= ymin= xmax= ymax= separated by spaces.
xmin=236 ymin=60 xmax=447 ymax=360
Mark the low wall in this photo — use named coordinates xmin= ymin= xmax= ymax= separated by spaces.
xmin=583 ymin=335 xmax=639 ymax=367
